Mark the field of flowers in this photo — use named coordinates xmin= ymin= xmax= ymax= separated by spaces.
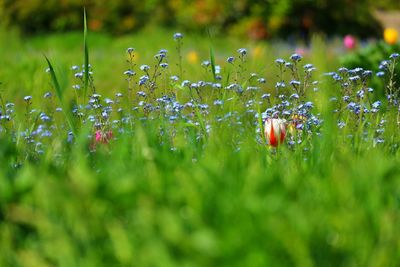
xmin=0 ymin=22 xmax=400 ymax=266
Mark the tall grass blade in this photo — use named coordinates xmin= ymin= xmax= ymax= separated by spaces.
xmin=45 ymin=56 xmax=76 ymax=135
xmin=207 ymin=29 xmax=216 ymax=81
xmin=210 ymin=47 xmax=216 ymax=81
xmin=45 ymin=56 xmax=63 ymax=101
xmin=83 ymin=8 xmax=89 ymax=103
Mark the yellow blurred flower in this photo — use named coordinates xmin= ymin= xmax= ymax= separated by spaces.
xmin=252 ymin=45 xmax=264 ymax=59
xmin=186 ymin=51 xmax=199 ymax=64
xmin=384 ymin=28 xmax=398 ymax=45
xmin=288 ymin=114 xmax=307 ymax=133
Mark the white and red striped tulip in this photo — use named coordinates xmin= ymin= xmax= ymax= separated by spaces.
xmin=264 ymin=118 xmax=287 ymax=147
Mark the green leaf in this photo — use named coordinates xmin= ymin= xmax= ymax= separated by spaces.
xmin=257 ymin=104 xmax=266 ymax=145
xmin=44 ymin=56 xmax=76 ymax=136
xmin=207 ymin=29 xmax=217 ymax=82
xmin=83 ymin=8 xmax=89 ymax=103
xmin=193 ymin=106 xmax=207 ymax=141
xmin=44 ymin=56 xmax=63 ymax=101
xmin=210 ymin=46 xmax=216 ymax=81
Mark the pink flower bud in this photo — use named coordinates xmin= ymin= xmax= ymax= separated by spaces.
xmin=95 ymin=130 xmax=113 ymax=144
xmin=264 ymin=118 xmax=286 ymax=147
xmin=95 ymin=130 xmax=102 ymax=142
xmin=295 ymin=47 xmax=307 ymax=56
xmin=343 ymin=35 xmax=356 ymax=50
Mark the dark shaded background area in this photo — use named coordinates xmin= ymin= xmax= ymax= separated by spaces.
xmin=1 ymin=0 xmax=399 ymax=39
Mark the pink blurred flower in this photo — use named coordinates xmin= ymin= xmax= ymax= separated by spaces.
xmin=295 ymin=47 xmax=307 ymax=56
xmin=343 ymin=35 xmax=356 ymax=50
xmin=95 ymin=130 xmax=113 ymax=144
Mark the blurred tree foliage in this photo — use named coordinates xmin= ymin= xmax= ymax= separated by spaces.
xmin=372 ymin=0 xmax=400 ymax=10
xmin=0 ymin=0 xmax=398 ymax=38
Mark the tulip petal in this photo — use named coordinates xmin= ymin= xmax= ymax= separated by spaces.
xmin=269 ymin=121 xmax=278 ymax=146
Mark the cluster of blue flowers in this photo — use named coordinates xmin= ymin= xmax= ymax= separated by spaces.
xmin=1 ymin=33 xmax=399 ymax=159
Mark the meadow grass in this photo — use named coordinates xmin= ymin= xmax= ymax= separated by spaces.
xmin=0 ymin=26 xmax=399 ymax=267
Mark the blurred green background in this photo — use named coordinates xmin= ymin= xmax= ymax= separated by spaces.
xmin=1 ymin=0 xmax=400 ymax=39
xmin=1 ymin=1 xmax=400 ymax=267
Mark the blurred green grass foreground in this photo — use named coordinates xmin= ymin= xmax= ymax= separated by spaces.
xmin=0 ymin=2 xmax=400 ymax=267
xmin=1 ymin=120 xmax=400 ymax=267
